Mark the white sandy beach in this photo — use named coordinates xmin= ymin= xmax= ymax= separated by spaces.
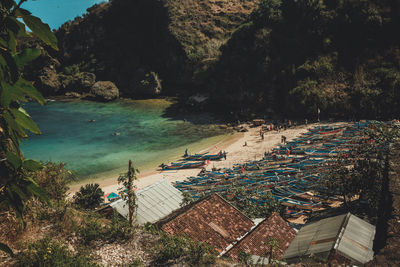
xmin=69 ymin=122 xmax=319 ymax=196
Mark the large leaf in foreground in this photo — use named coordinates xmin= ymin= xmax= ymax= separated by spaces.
xmin=20 ymin=13 xmax=58 ymax=50
xmin=10 ymin=107 xmax=41 ymax=134
xmin=13 ymin=48 xmax=41 ymax=68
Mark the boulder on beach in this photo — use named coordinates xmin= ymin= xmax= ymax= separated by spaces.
xmin=89 ymin=81 xmax=119 ymax=101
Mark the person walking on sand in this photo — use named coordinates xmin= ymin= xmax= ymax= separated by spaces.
xmin=261 ymin=132 xmax=264 ymax=140
xmin=223 ymin=151 xmax=227 ymax=160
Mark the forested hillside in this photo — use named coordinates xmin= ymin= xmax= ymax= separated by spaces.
xmin=25 ymin=0 xmax=400 ymax=119
xmin=28 ymin=0 xmax=259 ymax=98
xmin=205 ymin=0 xmax=400 ymax=119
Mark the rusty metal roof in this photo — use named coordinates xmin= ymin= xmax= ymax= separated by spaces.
xmin=282 ymin=213 xmax=375 ymax=265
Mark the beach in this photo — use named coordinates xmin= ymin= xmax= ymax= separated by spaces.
xmin=69 ymin=122 xmax=317 ymax=195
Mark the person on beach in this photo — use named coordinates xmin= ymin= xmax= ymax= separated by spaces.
xmin=223 ymin=151 xmax=227 ymax=160
xmin=261 ymin=132 xmax=264 ymax=140
xmin=243 ymin=141 xmax=247 ymax=146
xmin=305 ymin=118 xmax=308 ymax=126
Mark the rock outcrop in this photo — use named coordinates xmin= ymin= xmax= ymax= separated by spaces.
xmin=59 ymin=72 xmax=96 ymax=93
xmin=89 ymin=81 xmax=119 ymax=101
xmin=133 ymin=70 xmax=162 ymax=96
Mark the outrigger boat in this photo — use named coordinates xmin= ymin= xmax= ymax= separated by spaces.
xmin=160 ymin=160 xmax=207 ymax=170
xmin=183 ymin=149 xmax=227 ymax=161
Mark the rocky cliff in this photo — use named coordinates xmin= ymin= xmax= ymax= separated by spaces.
xmin=26 ymin=0 xmax=259 ymax=99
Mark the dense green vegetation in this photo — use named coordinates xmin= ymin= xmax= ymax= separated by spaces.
xmin=0 ymin=0 xmax=59 ymax=255
xmin=206 ymin=0 xmax=400 ymax=119
xmin=73 ymin=183 xmax=104 ymax=210
xmin=320 ymin=122 xmax=399 ymax=223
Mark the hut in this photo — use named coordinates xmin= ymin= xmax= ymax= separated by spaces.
xmin=282 ymin=213 xmax=375 ymax=265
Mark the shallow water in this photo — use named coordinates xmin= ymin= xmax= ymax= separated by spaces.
xmin=21 ymin=99 xmax=228 ymax=179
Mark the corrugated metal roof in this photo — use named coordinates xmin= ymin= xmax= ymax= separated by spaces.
xmin=283 ymin=213 xmax=346 ymax=261
xmin=335 ymin=214 xmax=375 ymax=264
xmin=282 ymin=213 xmax=375 ymax=265
xmin=110 ymin=179 xmax=183 ymax=225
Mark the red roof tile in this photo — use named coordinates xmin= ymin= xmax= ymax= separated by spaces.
xmin=226 ymin=212 xmax=296 ymax=261
xmin=161 ymin=194 xmax=254 ymax=253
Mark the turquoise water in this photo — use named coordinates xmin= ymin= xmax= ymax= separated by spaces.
xmin=21 ymin=99 xmax=227 ymax=179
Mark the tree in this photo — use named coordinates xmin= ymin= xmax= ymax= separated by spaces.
xmin=118 ymin=160 xmax=139 ymax=226
xmin=73 ymin=183 xmax=104 ymax=210
xmin=0 ymin=0 xmax=58 ymax=255
xmin=265 ymin=236 xmax=280 ymax=261
xmin=34 ymin=162 xmax=76 ymax=202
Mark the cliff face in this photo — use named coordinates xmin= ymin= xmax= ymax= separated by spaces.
xmin=50 ymin=0 xmax=259 ymax=97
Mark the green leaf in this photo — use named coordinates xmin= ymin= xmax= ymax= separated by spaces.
xmin=10 ymin=17 xmax=29 ymax=37
xmin=6 ymin=151 xmax=22 ymax=170
xmin=1 ymin=81 xmax=27 ymax=107
xmin=0 ymin=49 xmax=19 ymax=83
xmin=27 ymin=183 xmax=50 ymax=204
xmin=22 ymin=159 xmax=42 ymax=172
xmin=0 ymin=38 xmax=6 ymax=49
xmin=13 ymin=48 xmax=41 ymax=68
xmin=15 ymin=78 xmax=45 ymax=105
xmin=8 ymin=31 xmax=17 ymax=54
xmin=10 ymin=107 xmax=41 ymax=134
xmin=11 ymin=184 xmax=28 ymax=201
xmin=0 ymin=243 xmax=14 ymax=257
xmin=4 ymin=111 xmax=28 ymax=138
xmin=21 ymin=15 xmax=58 ymax=50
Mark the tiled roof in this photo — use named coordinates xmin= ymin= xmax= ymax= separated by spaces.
xmin=226 ymin=212 xmax=296 ymax=261
xmin=161 ymin=194 xmax=254 ymax=253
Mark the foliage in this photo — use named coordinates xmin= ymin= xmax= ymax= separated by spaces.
xmin=0 ymin=0 xmax=58 ymax=255
xmin=118 ymin=160 xmax=139 ymax=225
xmin=153 ymin=232 xmax=217 ymax=266
xmin=73 ymin=183 xmax=104 ymax=210
xmin=238 ymin=251 xmax=253 ymax=266
xmin=180 ymin=191 xmax=194 ymax=207
xmin=321 ymin=122 xmax=400 ymax=220
xmin=63 ymin=64 xmax=80 ymax=76
xmin=16 ymin=236 xmax=97 ymax=267
xmin=207 ymin=0 xmax=400 ymax=119
xmin=265 ymin=236 xmax=280 ymax=260
xmin=79 ymin=211 xmax=135 ymax=245
xmin=228 ymin=187 xmax=284 ymax=219
xmin=34 ymin=162 xmax=76 ymax=202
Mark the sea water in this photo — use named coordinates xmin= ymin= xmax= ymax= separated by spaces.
xmin=21 ymin=99 xmax=228 ymax=180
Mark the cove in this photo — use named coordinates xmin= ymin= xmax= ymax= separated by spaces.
xmin=21 ymin=99 xmax=229 ymax=180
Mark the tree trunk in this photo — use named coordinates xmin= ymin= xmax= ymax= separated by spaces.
xmin=128 ymin=160 xmax=133 ymax=226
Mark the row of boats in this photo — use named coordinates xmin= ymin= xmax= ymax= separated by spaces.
xmin=172 ymin=121 xmax=371 ymax=218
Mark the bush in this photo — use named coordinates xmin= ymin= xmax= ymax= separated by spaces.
xmin=34 ymin=162 xmax=76 ymax=202
xmin=17 ymin=237 xmax=97 ymax=267
xmin=79 ymin=211 xmax=135 ymax=245
xmin=74 ymin=183 xmax=104 ymax=210
xmin=153 ymin=233 xmax=216 ymax=266
xmin=79 ymin=217 xmax=104 ymax=245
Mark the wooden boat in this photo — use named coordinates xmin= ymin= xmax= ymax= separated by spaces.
xmin=161 ymin=161 xmax=206 ymax=170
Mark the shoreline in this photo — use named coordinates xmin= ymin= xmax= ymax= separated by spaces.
xmin=67 ymin=131 xmax=242 ymax=194
xmin=68 ymin=122 xmax=323 ymax=196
